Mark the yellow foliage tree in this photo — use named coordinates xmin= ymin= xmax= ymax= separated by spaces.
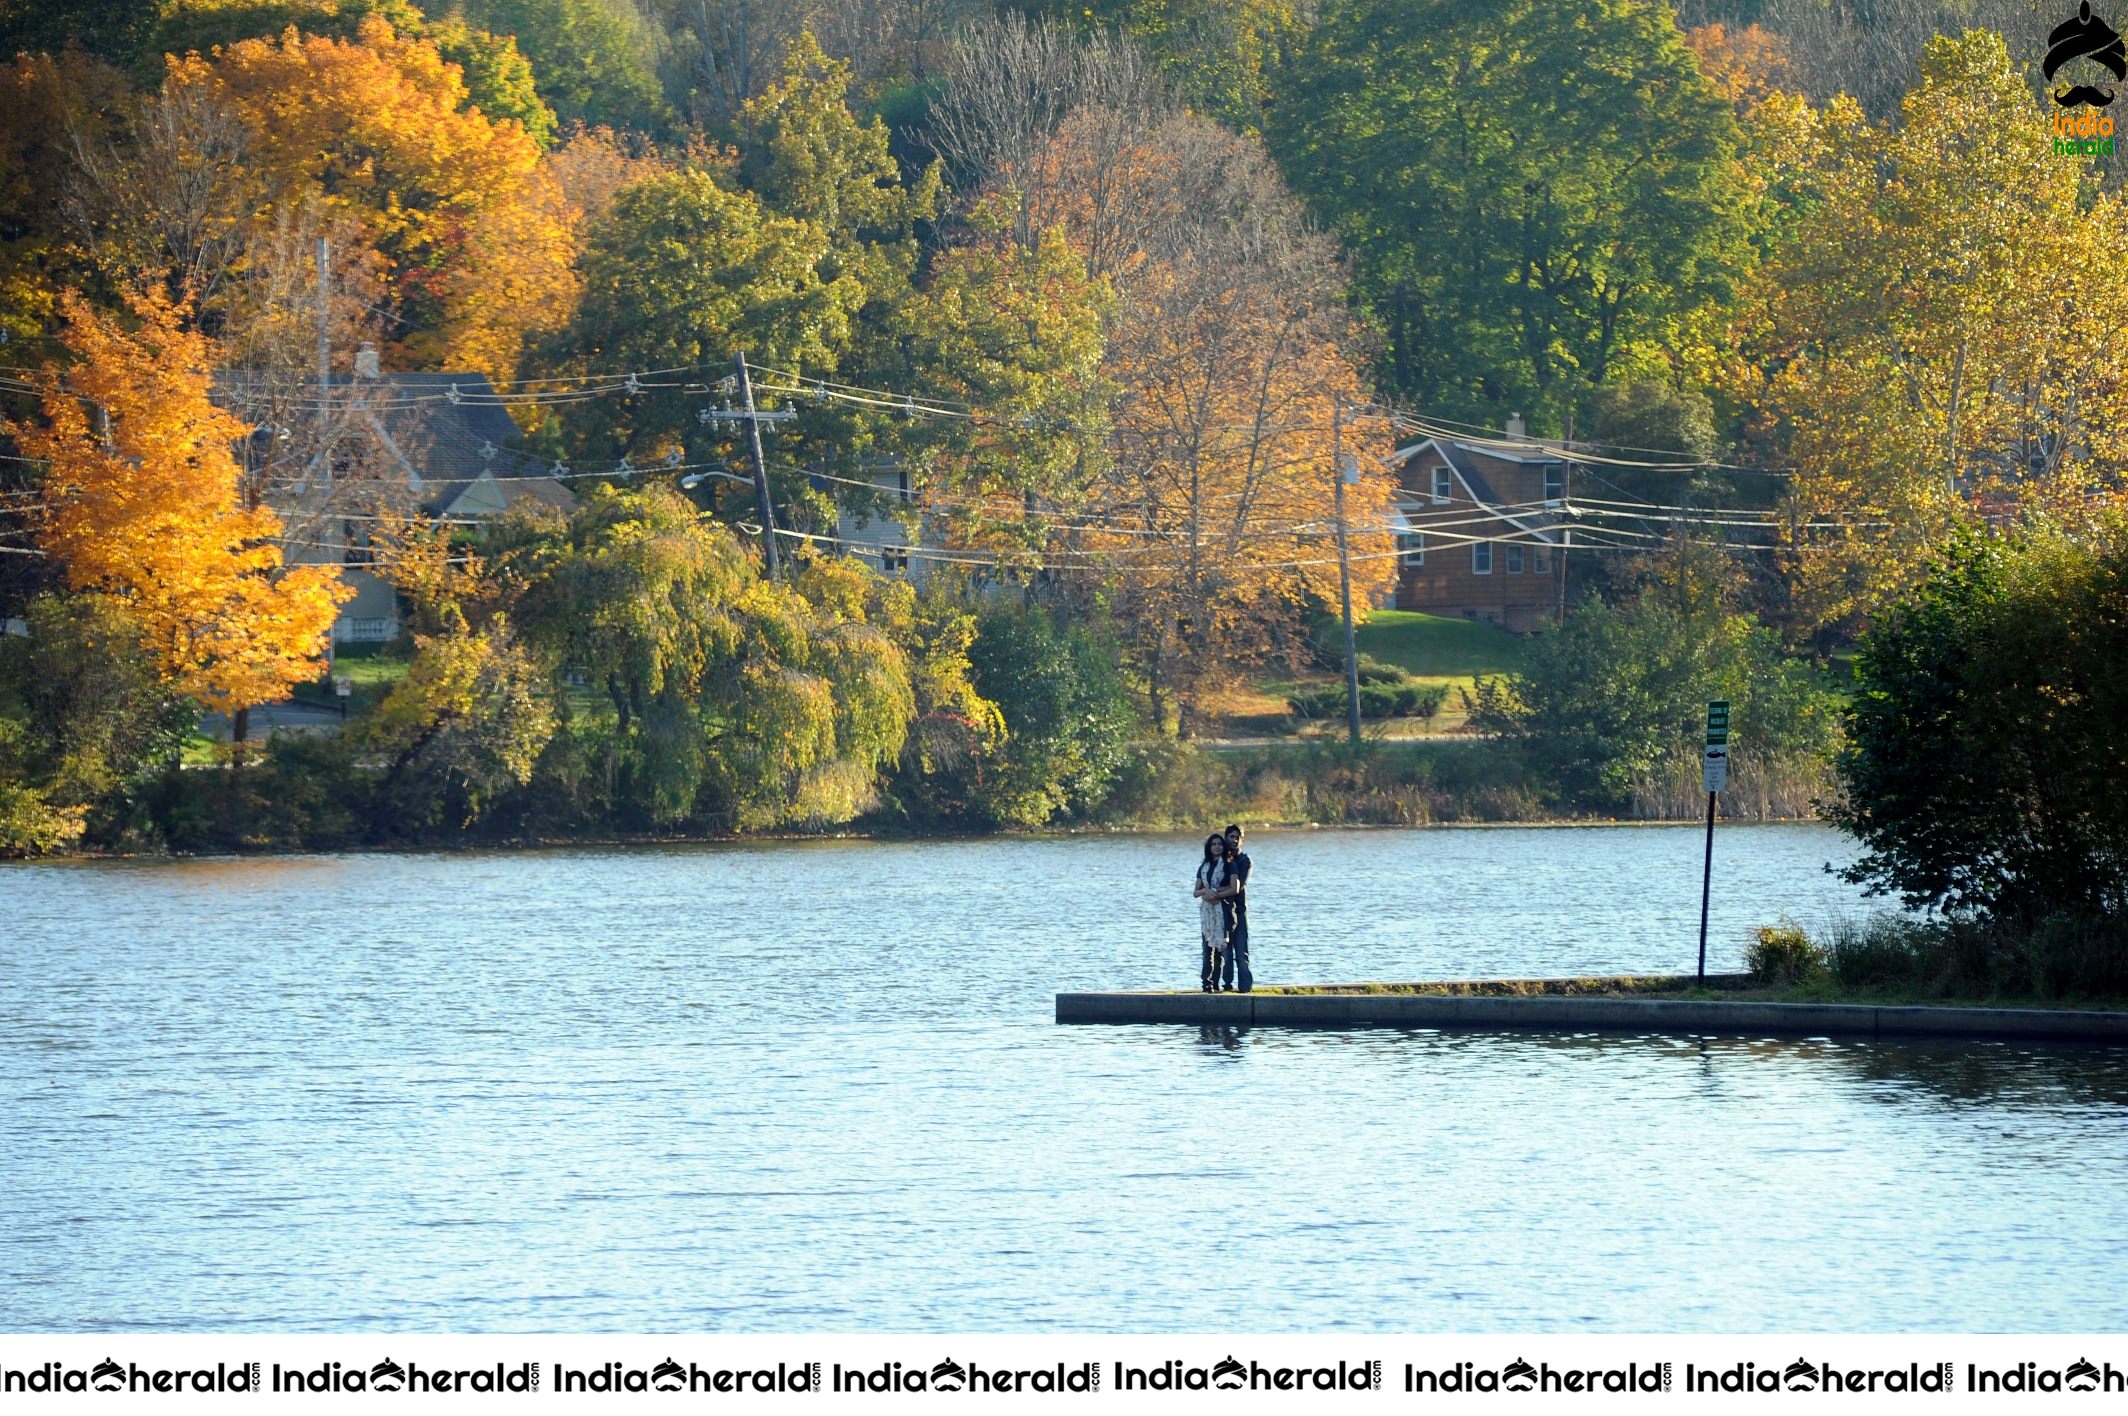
xmin=165 ymin=15 xmax=578 ymax=381
xmin=1093 ymin=253 xmax=1395 ymax=732
xmin=1730 ymin=32 xmax=2128 ymax=642
xmin=12 ymin=289 xmax=350 ymax=728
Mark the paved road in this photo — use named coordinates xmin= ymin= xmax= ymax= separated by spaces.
xmin=197 ymin=698 xmax=347 ymax=740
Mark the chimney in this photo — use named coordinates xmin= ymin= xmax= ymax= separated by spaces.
xmin=1504 ymin=412 xmax=1525 ymax=440
xmin=354 ymin=342 xmax=380 ymax=380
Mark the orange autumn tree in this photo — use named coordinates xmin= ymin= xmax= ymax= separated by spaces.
xmin=14 ymin=290 xmax=350 ymax=732
xmin=1092 ymin=250 xmax=1395 ymax=733
xmin=164 ymin=16 xmax=577 ymax=382
xmin=1012 ymin=112 xmax=1396 ymax=732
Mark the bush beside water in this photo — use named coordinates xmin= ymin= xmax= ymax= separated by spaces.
xmin=1746 ymin=923 xmax=1826 ymax=985
xmin=1752 ymin=913 xmax=2128 ymax=1003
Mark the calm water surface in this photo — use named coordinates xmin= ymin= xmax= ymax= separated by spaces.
xmin=4 ymin=825 xmax=2126 ymax=1332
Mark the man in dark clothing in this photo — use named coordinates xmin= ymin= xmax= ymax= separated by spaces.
xmin=1216 ymin=823 xmax=1253 ymax=992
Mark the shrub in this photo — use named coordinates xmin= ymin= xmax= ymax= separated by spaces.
xmin=1823 ymin=916 xmax=1936 ymax=990
xmin=1808 ymin=910 xmax=2128 ymax=1001
xmin=1286 ymin=679 xmax=1448 ymax=720
xmin=1746 ymin=922 xmax=1826 ymax=985
xmin=1354 ymin=654 xmax=1404 ymax=684
xmin=1468 ymin=586 xmax=1840 ymax=809
xmin=2018 ymin=912 xmax=2128 ymax=999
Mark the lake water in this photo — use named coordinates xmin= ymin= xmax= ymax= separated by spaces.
xmin=5 ymin=824 xmax=2127 ymax=1332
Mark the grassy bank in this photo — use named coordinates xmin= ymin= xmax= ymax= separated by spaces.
xmin=1243 ymin=911 xmax=2128 ymax=1013
xmin=1091 ymin=737 xmax=1826 ymax=829
xmin=1259 ymin=976 xmax=2128 ymax=1012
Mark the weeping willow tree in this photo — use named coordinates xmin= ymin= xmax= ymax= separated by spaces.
xmin=480 ymin=483 xmax=917 ymax=829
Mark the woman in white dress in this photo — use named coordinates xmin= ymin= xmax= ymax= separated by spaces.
xmin=1192 ymin=832 xmax=1230 ymax=993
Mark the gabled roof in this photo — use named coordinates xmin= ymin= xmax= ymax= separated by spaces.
xmin=1391 ymin=434 xmax=1564 ymax=543
xmin=215 ymin=370 xmax=572 ymax=516
xmin=1447 ymin=437 xmax=1568 ymax=466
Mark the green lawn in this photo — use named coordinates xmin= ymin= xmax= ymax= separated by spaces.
xmin=1221 ymin=610 xmax=1528 ymax=738
xmin=1344 ymin=610 xmax=1528 ymax=679
xmin=328 ymin=653 xmax=411 ymax=690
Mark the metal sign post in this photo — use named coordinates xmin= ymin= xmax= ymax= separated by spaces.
xmin=1697 ymin=700 xmax=1730 ymax=985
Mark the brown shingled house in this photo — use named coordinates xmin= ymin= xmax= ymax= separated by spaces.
xmin=1389 ymin=418 xmax=1572 ymax=633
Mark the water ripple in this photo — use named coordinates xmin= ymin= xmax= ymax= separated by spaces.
xmin=3 ymin=826 xmax=2126 ymax=1331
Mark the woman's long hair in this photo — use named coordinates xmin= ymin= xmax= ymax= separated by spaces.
xmin=1201 ymin=833 xmax=1227 ymax=867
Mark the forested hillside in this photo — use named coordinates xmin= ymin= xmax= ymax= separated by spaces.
xmin=0 ymin=0 xmax=2122 ymax=859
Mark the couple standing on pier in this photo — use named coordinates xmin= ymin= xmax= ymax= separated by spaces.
xmin=1192 ymin=824 xmax=1252 ymax=993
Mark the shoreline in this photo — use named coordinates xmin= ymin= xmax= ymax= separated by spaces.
xmin=5 ymin=814 xmax=1833 ymax=862
xmin=1055 ymin=982 xmax=2128 ymax=1041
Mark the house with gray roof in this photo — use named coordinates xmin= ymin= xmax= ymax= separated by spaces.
xmin=216 ymin=356 xmax=576 ymax=644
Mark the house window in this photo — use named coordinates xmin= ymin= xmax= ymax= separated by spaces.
xmin=1432 ymin=466 xmax=1453 ymax=504
xmin=1472 ymin=541 xmax=1493 ymax=575
xmin=881 ymin=544 xmax=909 ymax=573
xmin=1543 ymin=462 xmax=1565 ymax=503
xmin=349 ymin=617 xmax=392 ymax=642
xmin=1506 ymin=544 xmax=1525 ymax=574
xmin=1534 ymin=546 xmax=1551 ymax=573
xmin=895 ymin=468 xmax=911 ymax=503
xmin=342 ymin=520 xmax=373 ymax=566
xmin=1401 ymin=531 xmax=1424 ymax=567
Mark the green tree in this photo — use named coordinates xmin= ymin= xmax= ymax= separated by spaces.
xmin=490 ymin=486 xmax=915 ymax=829
xmin=0 ymin=594 xmax=196 ymax=854
xmin=1 ymin=0 xmax=159 ymax=70
xmin=559 ymin=165 xmax=864 ymax=460
xmin=884 ymin=208 xmax=1114 ymax=550
xmin=963 ymin=602 xmax=1136 ymax=826
xmin=359 ymin=613 xmax=559 ymax=832
xmin=1471 ymin=580 xmax=1839 ymax=809
xmin=879 ymin=577 xmax=1009 ymax=825
xmin=736 ymin=33 xmax=939 ymax=248
xmin=1829 ymin=524 xmax=2128 ymax=924
xmin=1728 ymin=33 xmax=2128 ymax=646
xmin=1274 ymin=0 xmax=1747 ymax=425
xmin=457 ymin=0 xmax=670 ymax=132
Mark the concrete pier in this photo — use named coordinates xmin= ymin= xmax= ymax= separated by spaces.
xmin=1054 ymin=988 xmax=2128 ymax=1042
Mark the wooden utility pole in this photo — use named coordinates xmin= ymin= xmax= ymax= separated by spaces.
xmin=1332 ymin=399 xmax=1362 ymax=745
xmin=315 ymin=235 xmax=335 ymax=674
xmin=697 ymin=353 xmax=795 ymax=579
xmin=735 ymin=353 xmax=781 ymax=579
xmin=1556 ymin=409 xmax=1573 ymax=624
xmin=315 ymin=237 xmax=333 ymax=484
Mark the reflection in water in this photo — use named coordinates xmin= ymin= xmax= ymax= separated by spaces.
xmin=2 ymin=828 xmax=2125 ymax=1332
xmin=1494 ymin=1029 xmax=2128 ymax=1109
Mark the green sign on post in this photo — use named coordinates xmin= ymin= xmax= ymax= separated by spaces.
xmin=1696 ymin=699 xmax=1730 ymax=984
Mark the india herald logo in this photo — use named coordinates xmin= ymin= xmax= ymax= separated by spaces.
xmin=2047 ymin=2 xmax=2126 ymax=107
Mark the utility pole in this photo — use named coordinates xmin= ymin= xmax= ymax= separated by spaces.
xmin=698 ymin=353 xmax=795 ymax=579
xmin=315 ymin=235 xmax=335 ymax=673
xmin=1556 ymin=409 xmax=1573 ymax=625
xmin=1332 ymin=399 xmax=1363 ymax=745
xmin=315 ymin=237 xmax=333 ymax=483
